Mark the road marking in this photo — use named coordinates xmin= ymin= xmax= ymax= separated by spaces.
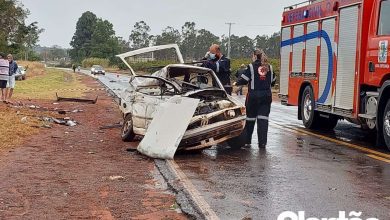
xmin=271 ymin=123 xmax=308 ymax=135
xmin=271 ymin=121 xmax=390 ymax=160
xmin=366 ymin=154 xmax=390 ymax=164
xmin=166 ymin=160 xmax=219 ymax=220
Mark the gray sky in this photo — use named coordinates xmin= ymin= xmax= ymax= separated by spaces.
xmin=21 ymin=0 xmax=298 ymax=48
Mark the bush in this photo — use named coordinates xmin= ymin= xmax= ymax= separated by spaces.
xmin=81 ymin=58 xmax=110 ymax=68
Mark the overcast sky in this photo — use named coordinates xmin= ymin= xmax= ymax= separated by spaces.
xmin=21 ymin=0 xmax=298 ymax=48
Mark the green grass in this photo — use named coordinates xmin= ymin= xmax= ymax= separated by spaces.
xmin=14 ymin=69 xmax=88 ymax=100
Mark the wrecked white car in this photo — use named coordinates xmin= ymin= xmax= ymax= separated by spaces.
xmin=117 ymin=45 xmax=246 ymax=151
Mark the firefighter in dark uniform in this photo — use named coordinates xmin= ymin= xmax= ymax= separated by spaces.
xmin=202 ymin=44 xmax=232 ymax=95
xmin=235 ymin=50 xmax=273 ymax=148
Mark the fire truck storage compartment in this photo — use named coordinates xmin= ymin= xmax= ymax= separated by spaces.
xmin=292 ymin=25 xmax=304 ymax=74
xmin=334 ymin=5 xmax=360 ymax=110
xmin=280 ymin=27 xmax=291 ymax=96
xmin=319 ymin=18 xmax=336 ymax=106
xmin=305 ymin=22 xmax=319 ymax=78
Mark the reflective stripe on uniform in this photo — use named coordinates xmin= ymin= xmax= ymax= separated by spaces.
xmin=216 ymin=62 xmax=220 ymax=73
xmin=241 ymin=74 xmax=250 ymax=81
xmin=246 ymin=117 xmax=256 ymax=122
xmin=257 ymin=115 xmax=269 ymax=120
xmin=249 ymin=64 xmax=254 ymax=90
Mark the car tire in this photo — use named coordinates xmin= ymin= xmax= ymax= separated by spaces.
xmin=382 ymin=99 xmax=390 ymax=150
xmin=121 ymin=114 xmax=135 ymax=142
xmin=227 ymin=130 xmax=247 ymax=149
xmin=301 ymin=86 xmax=320 ymax=129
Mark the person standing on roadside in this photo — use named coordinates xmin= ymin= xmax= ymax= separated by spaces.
xmin=6 ymin=54 xmax=18 ymax=102
xmin=234 ymin=50 xmax=273 ymax=148
xmin=202 ymin=44 xmax=232 ymax=95
xmin=0 ymin=53 xmax=9 ymax=102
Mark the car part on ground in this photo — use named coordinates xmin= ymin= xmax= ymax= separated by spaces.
xmin=56 ymin=93 xmax=98 ymax=104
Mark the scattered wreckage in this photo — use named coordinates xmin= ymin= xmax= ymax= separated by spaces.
xmin=116 ymin=44 xmax=246 ymax=159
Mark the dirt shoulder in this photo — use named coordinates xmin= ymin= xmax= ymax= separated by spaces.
xmin=0 ymin=72 xmax=186 ymax=219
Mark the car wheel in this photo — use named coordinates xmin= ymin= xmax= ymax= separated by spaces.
xmin=121 ymin=114 xmax=135 ymax=142
xmin=227 ymin=130 xmax=247 ymax=149
xmin=22 ymin=76 xmax=26 ymax=80
xmin=382 ymin=99 xmax=390 ymax=150
xmin=301 ymin=86 xmax=319 ymax=129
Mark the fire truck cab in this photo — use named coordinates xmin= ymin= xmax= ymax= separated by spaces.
xmin=279 ymin=0 xmax=390 ymax=149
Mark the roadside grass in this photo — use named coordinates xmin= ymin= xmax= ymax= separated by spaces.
xmin=14 ymin=68 xmax=89 ymax=100
xmin=0 ymin=106 xmax=40 ymax=150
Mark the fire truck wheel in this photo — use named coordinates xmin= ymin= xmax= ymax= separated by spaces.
xmin=301 ymin=86 xmax=319 ymax=129
xmin=383 ymin=99 xmax=390 ymax=149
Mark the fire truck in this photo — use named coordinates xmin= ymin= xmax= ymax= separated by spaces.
xmin=279 ymin=0 xmax=390 ymax=150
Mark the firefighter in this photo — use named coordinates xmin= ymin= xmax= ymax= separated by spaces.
xmin=234 ymin=49 xmax=273 ymax=148
xmin=202 ymin=44 xmax=232 ymax=95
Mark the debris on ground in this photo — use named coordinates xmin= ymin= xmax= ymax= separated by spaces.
xmin=56 ymin=93 xmax=98 ymax=104
xmin=20 ymin=116 xmax=28 ymax=123
xmin=99 ymin=123 xmax=122 ymax=130
xmin=109 ymin=175 xmax=125 ymax=181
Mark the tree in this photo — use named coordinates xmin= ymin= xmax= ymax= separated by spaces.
xmin=255 ymin=32 xmax=280 ymax=59
xmin=0 ymin=0 xmax=43 ymax=59
xmin=69 ymin=11 xmax=98 ymax=62
xmin=154 ymin=26 xmax=181 ymax=60
xmin=180 ymin=22 xmax=197 ymax=61
xmin=90 ymin=18 xmax=120 ymax=62
xmin=193 ymin=29 xmax=220 ymax=60
xmin=155 ymin=26 xmax=181 ymax=45
xmin=129 ymin=21 xmax=151 ymax=49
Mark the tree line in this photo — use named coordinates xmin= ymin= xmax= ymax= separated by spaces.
xmin=69 ymin=12 xmax=280 ymax=65
xmin=0 ymin=0 xmax=43 ymax=60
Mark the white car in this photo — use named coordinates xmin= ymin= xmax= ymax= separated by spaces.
xmin=117 ymin=45 xmax=246 ymax=151
xmin=15 ymin=66 xmax=26 ymax=80
xmin=90 ymin=65 xmax=106 ymax=75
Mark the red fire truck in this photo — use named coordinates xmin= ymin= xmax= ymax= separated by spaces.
xmin=279 ymin=0 xmax=390 ymax=149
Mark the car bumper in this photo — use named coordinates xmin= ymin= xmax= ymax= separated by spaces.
xmin=179 ymin=116 xmax=246 ymax=150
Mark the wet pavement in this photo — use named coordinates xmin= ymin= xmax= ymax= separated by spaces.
xmin=82 ymin=70 xmax=390 ymax=219
xmin=174 ymin=101 xmax=390 ymax=219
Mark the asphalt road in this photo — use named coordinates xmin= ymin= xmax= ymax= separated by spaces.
xmin=82 ymin=70 xmax=390 ymax=220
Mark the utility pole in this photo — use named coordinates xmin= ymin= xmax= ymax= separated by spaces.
xmin=225 ymin=22 xmax=235 ymax=59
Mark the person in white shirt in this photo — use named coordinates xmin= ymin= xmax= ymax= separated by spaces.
xmin=0 ymin=53 xmax=10 ymax=102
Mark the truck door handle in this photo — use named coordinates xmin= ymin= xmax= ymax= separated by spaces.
xmin=369 ymin=62 xmax=375 ymax=73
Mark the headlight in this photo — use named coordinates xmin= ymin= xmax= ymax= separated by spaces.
xmin=102 ymin=70 xmax=105 ymax=73
xmin=91 ymin=68 xmax=95 ymax=71
xmin=227 ymin=110 xmax=236 ymax=118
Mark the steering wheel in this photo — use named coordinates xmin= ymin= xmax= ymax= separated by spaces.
xmin=189 ymin=75 xmax=209 ymax=85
